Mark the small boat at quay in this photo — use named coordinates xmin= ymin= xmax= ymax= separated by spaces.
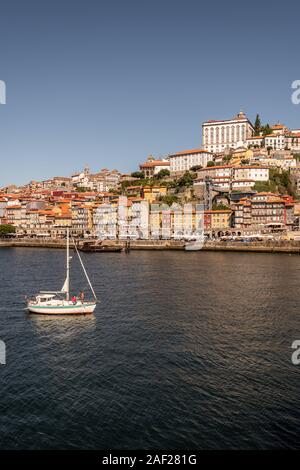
xmin=26 ymin=229 xmax=98 ymax=315
xmin=80 ymin=241 xmax=123 ymax=253
xmin=185 ymin=237 xmax=205 ymax=251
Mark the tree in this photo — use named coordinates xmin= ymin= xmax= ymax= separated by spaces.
xmin=0 ymin=224 xmax=16 ymax=236
xmin=253 ymin=115 xmax=273 ymax=137
xmin=212 ymin=203 xmax=230 ymax=211
xmin=76 ymin=186 xmax=90 ymax=192
xmin=175 ymin=171 xmax=195 ymax=191
xmin=108 ymin=188 xmax=121 ymax=194
xmin=158 ymin=195 xmax=179 ymax=205
xmin=254 ymin=114 xmax=261 ymax=136
xmin=190 ymin=165 xmax=202 ymax=172
xmin=207 ymin=161 xmax=215 ymax=167
xmin=261 ymin=124 xmax=273 ymax=136
xmin=165 ymin=180 xmax=177 ymax=189
xmin=131 ymin=171 xmax=144 ymax=179
xmin=254 ymin=181 xmax=275 ymax=193
xmin=254 ymin=168 xmax=296 ymax=197
xmin=155 ymin=169 xmax=170 ymax=179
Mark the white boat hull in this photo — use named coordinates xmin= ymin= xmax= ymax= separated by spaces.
xmin=27 ymin=302 xmax=97 ymax=315
xmin=185 ymin=243 xmax=203 ymax=251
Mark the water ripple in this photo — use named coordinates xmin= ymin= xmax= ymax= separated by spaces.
xmin=0 ymin=249 xmax=300 ymax=449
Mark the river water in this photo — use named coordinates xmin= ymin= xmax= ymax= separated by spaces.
xmin=0 ymin=247 xmax=300 ymax=449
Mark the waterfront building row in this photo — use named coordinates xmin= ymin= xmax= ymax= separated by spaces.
xmin=1 ymin=189 xmax=297 ymax=239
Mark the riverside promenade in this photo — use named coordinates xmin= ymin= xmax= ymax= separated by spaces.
xmin=2 ymin=238 xmax=300 ymax=253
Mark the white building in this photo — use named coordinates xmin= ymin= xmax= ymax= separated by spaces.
xmin=246 ymin=136 xmax=264 ymax=147
xmin=264 ymin=134 xmax=286 ymax=150
xmin=285 ymin=132 xmax=300 ymax=153
xmin=234 ymin=166 xmax=269 ymax=182
xmin=168 ymin=148 xmax=213 ymax=174
xmin=71 ymin=166 xmax=90 ymax=186
xmin=139 ymin=158 xmax=170 ymax=178
xmin=195 ymin=165 xmax=269 ymax=191
xmin=232 ymin=179 xmax=256 ymax=190
xmin=271 ymin=124 xmax=288 ymax=135
xmin=202 ymin=111 xmax=255 ymax=153
xmin=250 ymin=155 xmax=296 ymax=170
xmin=93 ymin=203 xmax=118 ymax=239
xmin=197 ymin=165 xmax=233 ymax=179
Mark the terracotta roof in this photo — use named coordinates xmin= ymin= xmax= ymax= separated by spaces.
xmin=169 ymin=148 xmax=212 ymax=157
xmin=254 ymin=192 xmax=278 ymax=196
xmin=204 ymin=210 xmax=232 ymax=214
xmin=140 ymin=160 xmax=170 ymax=168
xmin=199 ymin=165 xmax=232 ymax=170
xmin=129 ymin=197 xmax=144 ymax=202
xmin=235 ymin=166 xmax=268 ymax=170
xmin=286 ymin=132 xmax=300 ymax=138
xmin=233 ymin=179 xmax=255 ymax=182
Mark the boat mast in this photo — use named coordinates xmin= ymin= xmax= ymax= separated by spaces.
xmin=66 ymin=228 xmax=70 ymax=301
xmin=72 ymin=237 xmax=98 ymax=302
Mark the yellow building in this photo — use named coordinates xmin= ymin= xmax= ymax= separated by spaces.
xmin=142 ymin=185 xmax=167 ymax=203
xmin=230 ymin=148 xmax=252 ymax=166
xmin=205 ymin=210 xmax=232 ymax=230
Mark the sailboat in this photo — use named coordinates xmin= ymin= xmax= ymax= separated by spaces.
xmin=26 ymin=229 xmax=98 ymax=315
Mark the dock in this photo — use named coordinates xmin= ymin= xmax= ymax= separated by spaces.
xmin=2 ymin=238 xmax=300 ymax=253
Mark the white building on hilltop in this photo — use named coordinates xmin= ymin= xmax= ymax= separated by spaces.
xmin=168 ymin=148 xmax=213 ymax=174
xmin=202 ymin=111 xmax=255 ymax=154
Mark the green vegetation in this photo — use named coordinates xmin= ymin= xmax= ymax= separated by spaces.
xmin=131 ymin=171 xmax=145 ymax=179
xmin=254 ymin=114 xmax=261 ymax=136
xmin=175 ymin=171 xmax=196 ymax=192
xmin=253 ymin=114 xmax=273 ymax=137
xmin=108 ymin=188 xmax=121 ymax=194
xmin=207 ymin=161 xmax=215 ymax=167
xmin=0 ymin=224 xmax=16 ymax=235
xmin=154 ymin=169 xmax=170 ymax=179
xmin=122 ymin=170 xmax=197 ymax=197
xmin=76 ymin=186 xmax=91 ymax=192
xmin=158 ymin=195 xmax=179 ymax=205
xmin=165 ymin=180 xmax=177 ymax=189
xmin=261 ymin=124 xmax=273 ymax=136
xmin=190 ymin=165 xmax=202 ymax=172
xmin=121 ymin=178 xmax=150 ymax=190
xmin=222 ymin=155 xmax=231 ymax=163
xmin=122 ymin=169 xmax=171 ymax=192
xmin=254 ymin=169 xmax=296 ymax=196
xmin=212 ymin=203 xmax=230 ymax=211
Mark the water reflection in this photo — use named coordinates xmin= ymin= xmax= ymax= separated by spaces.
xmin=28 ymin=312 xmax=97 ymax=335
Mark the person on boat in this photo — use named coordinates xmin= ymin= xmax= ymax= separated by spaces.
xmin=79 ymin=291 xmax=85 ymax=303
xmin=72 ymin=295 xmax=77 ymax=304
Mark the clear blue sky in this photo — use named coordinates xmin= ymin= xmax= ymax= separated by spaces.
xmin=0 ymin=0 xmax=299 ymax=186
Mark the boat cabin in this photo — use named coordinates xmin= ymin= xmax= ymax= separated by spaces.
xmin=35 ymin=294 xmax=56 ymax=303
